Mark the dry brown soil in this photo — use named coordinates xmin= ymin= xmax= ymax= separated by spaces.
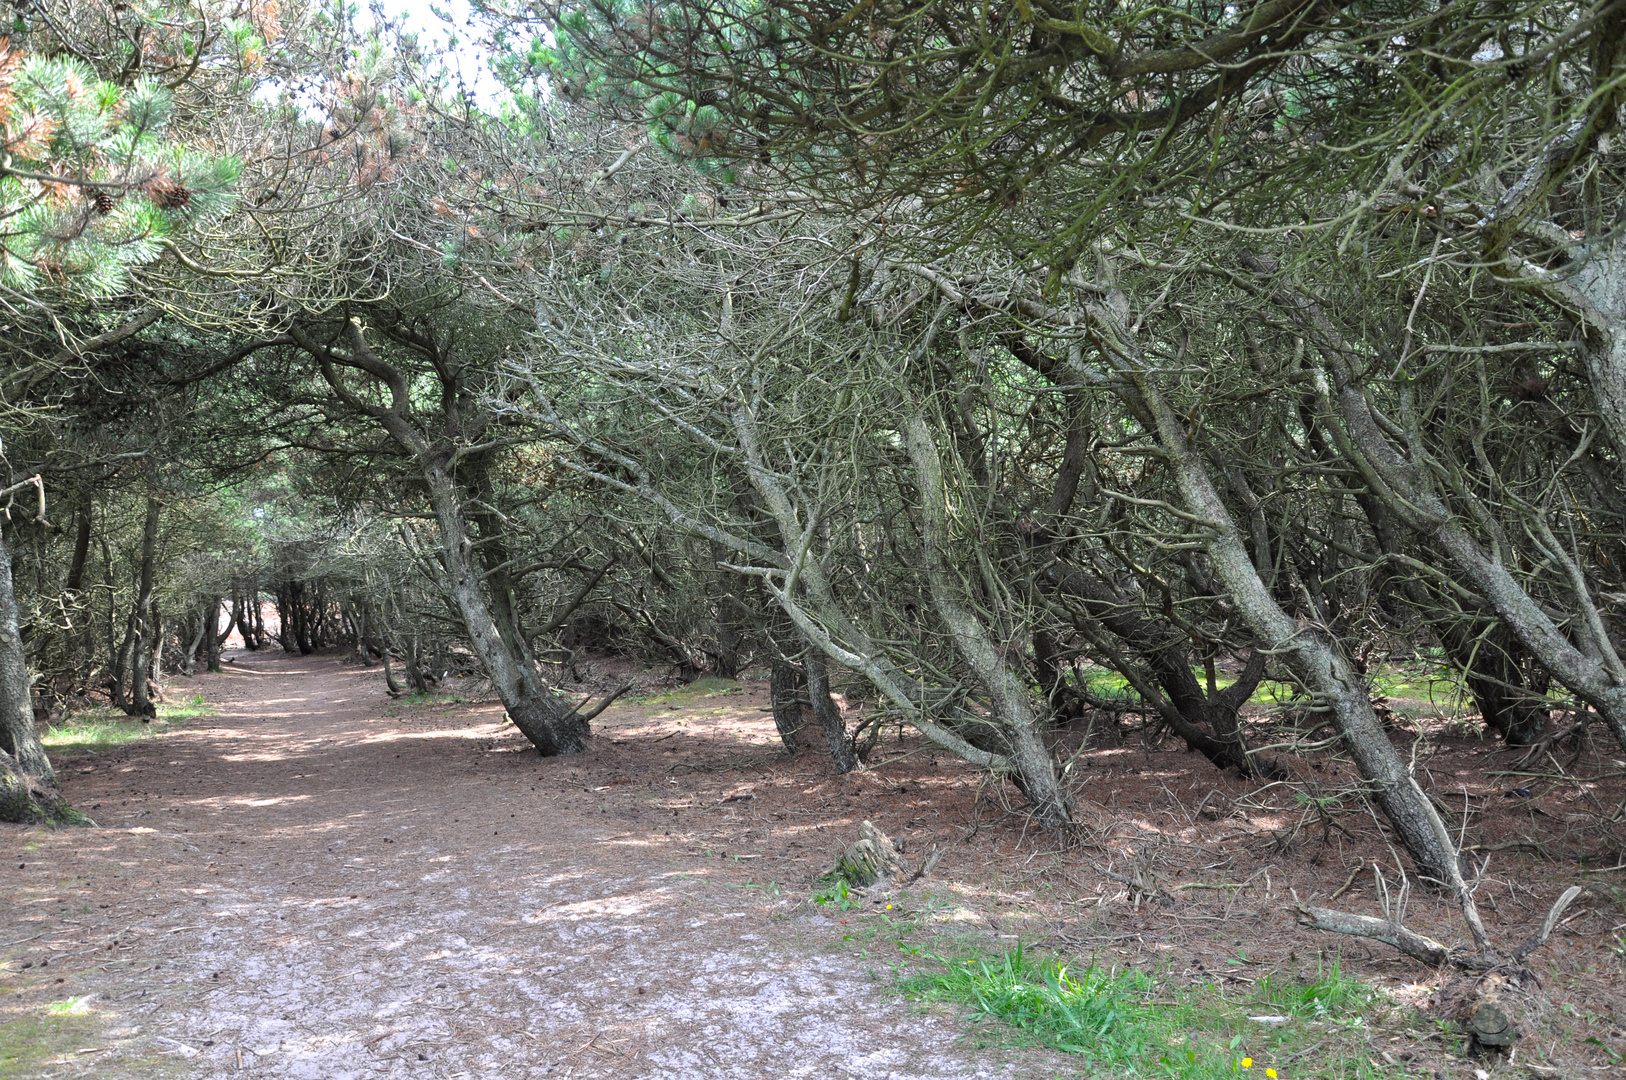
xmin=3 ymin=649 xmax=1624 ymax=1079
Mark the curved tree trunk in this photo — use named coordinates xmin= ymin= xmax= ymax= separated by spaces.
xmin=424 ymin=466 xmax=587 ymax=755
xmin=901 ymin=409 xmax=1072 ymax=830
xmin=1041 ymin=562 xmax=1275 ymax=775
xmin=1098 ymin=321 xmax=1479 ymax=924
xmin=182 ymin=608 xmax=206 ymax=676
xmin=405 ymin=632 xmax=430 ymax=694
xmin=1261 ymin=269 xmax=1626 ymax=757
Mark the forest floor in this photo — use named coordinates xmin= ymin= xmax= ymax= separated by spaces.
xmin=2 ymin=650 xmax=1623 ymax=1079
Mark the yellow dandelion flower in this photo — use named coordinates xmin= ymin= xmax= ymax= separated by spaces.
xmin=1241 ymin=1059 xmax=1253 ymax=1069
xmin=1266 ymin=1070 xmax=1277 ymax=1079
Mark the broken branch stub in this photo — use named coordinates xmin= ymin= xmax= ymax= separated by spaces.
xmin=1511 ymin=885 xmax=1583 ymax=963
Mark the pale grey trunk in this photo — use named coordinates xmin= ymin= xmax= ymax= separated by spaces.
xmin=380 ymin=627 xmax=404 ymax=695
xmin=424 ymin=466 xmax=585 ymax=755
xmin=406 ymin=632 xmax=430 ymax=694
xmin=728 ymin=404 xmax=1017 ymax=774
xmin=182 ymin=610 xmax=206 ymax=676
xmin=0 ymin=526 xmax=52 ymax=784
xmin=900 ymin=410 xmax=1071 ymax=830
xmin=1256 ymin=266 xmax=1626 ymax=755
xmin=127 ymin=497 xmax=160 ymax=719
xmin=1311 ymin=332 xmax=1626 ymax=752
xmin=1091 ymin=302 xmax=1480 ymax=935
xmin=1554 ymin=235 xmax=1626 ymax=473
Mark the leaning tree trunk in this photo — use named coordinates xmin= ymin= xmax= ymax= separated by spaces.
xmin=902 ymin=409 xmax=1072 ymax=830
xmin=380 ymin=640 xmax=404 ymax=696
xmin=424 ymin=466 xmax=588 ymax=755
xmin=182 ymin=609 xmax=206 ymax=676
xmin=1102 ymin=328 xmax=1481 ymax=936
xmin=1265 ymin=270 xmax=1626 ymax=755
xmin=405 ymin=632 xmax=430 ymax=694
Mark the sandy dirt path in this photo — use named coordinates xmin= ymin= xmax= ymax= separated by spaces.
xmin=3 ymin=651 xmax=1038 ymax=1080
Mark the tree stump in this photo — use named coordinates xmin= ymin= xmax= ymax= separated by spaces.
xmin=1443 ymin=971 xmax=1522 ymax=1053
xmin=822 ymin=820 xmax=907 ymax=889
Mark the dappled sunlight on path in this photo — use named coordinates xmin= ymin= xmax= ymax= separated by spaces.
xmin=3 ymin=652 xmax=1035 ymax=1079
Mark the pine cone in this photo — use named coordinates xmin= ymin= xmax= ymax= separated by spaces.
xmin=145 ymin=177 xmax=192 ymax=210
xmin=93 ymin=190 xmax=117 ymax=215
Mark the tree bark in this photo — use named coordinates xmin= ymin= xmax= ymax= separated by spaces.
xmin=1260 ymin=267 xmax=1626 ymax=756
xmin=405 ymin=632 xmax=430 ymax=694
xmin=0 ymin=526 xmax=53 ymax=785
xmin=422 ymin=465 xmax=588 ymax=754
xmin=901 ymin=408 xmax=1071 ymax=829
xmin=247 ymin=592 xmax=263 ymax=650
xmin=1091 ymin=299 xmax=1480 ymax=923
xmin=205 ymin=596 xmax=223 ymax=673
xmin=769 ymin=652 xmax=804 ymax=752
xmin=124 ymin=497 xmax=160 ymax=719
xmin=290 ymin=318 xmax=601 ymax=756
xmin=805 ymin=652 xmax=857 ymax=772
xmin=64 ymin=494 xmax=92 ymax=596
xmin=380 ymin=632 xmax=404 ymax=695
xmin=182 ymin=608 xmax=206 ymax=676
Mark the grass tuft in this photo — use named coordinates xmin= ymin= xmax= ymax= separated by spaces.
xmin=899 ymin=945 xmax=1144 ymax=1055
xmin=1257 ymin=956 xmax=1374 ymax=1019
xmin=896 ymin=944 xmax=1399 ymax=1077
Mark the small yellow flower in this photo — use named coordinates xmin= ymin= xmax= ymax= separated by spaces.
xmin=1241 ymin=1059 xmax=1253 ymax=1069
xmin=885 ymin=904 xmax=893 ymax=909
xmin=1266 ymin=1070 xmax=1277 ymax=1079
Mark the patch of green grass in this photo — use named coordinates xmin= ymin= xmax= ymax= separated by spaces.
xmin=156 ymin=693 xmax=213 ymax=721
xmin=1076 ymin=667 xmax=1306 ymax=709
xmin=636 ymin=675 xmax=742 ymax=706
xmin=42 ymin=712 xmax=155 ymax=755
xmin=899 ymin=946 xmax=1155 ymax=1058
xmin=896 ymin=945 xmax=1400 ymax=1078
xmin=1256 ymin=956 xmax=1375 ymax=1020
xmin=41 ymin=694 xmax=211 ymax=756
xmin=0 ymin=1006 xmax=100 ymax=1076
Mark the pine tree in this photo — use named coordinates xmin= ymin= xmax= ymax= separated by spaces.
xmin=0 ymin=40 xmax=241 ymax=298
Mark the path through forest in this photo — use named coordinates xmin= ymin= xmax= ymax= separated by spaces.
xmin=3 ymin=652 xmax=1036 ymax=1079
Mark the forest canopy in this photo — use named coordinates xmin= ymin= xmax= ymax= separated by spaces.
xmin=1 ymin=0 xmax=1623 ymax=999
